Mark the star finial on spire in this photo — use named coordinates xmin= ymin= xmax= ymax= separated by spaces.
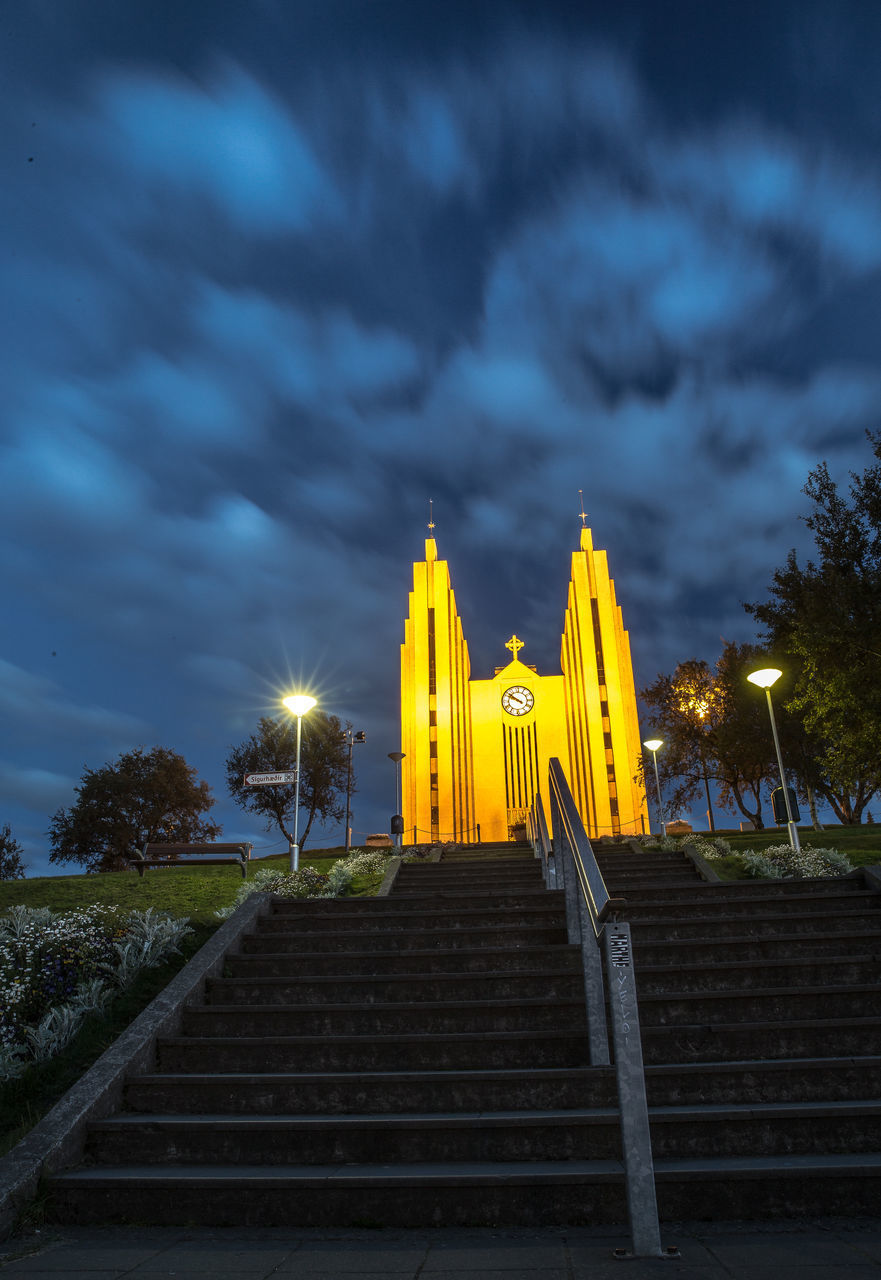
xmin=578 ymin=489 xmax=588 ymax=529
xmin=505 ymin=634 xmax=525 ymax=659
xmin=428 ymin=498 xmax=435 ymax=535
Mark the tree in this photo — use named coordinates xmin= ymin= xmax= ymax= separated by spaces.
xmin=746 ymin=435 xmax=881 ymax=822
xmin=0 ymin=824 xmax=26 ymax=880
xmin=49 ymin=746 xmax=220 ymax=873
xmin=225 ymin=713 xmax=350 ymax=854
xmin=641 ymin=643 xmax=785 ymax=830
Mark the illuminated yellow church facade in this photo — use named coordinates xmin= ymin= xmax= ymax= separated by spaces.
xmin=400 ymin=526 xmax=648 ymax=843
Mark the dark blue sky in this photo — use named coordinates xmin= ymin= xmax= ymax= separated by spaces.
xmin=4 ymin=0 xmax=881 ymax=873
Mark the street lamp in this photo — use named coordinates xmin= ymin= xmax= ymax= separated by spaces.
xmin=282 ymin=693 xmax=317 ymax=871
xmin=388 ymin=751 xmax=405 ymax=849
xmin=746 ymin=667 xmax=801 ymax=852
xmin=343 ymin=729 xmax=366 ymax=851
xmin=643 ymin=738 xmax=665 ymax=836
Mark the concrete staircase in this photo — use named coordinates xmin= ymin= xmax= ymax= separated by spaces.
xmin=46 ymin=840 xmax=881 ymax=1225
xmin=594 ymin=842 xmax=881 ymax=1218
xmin=47 ymin=843 xmax=629 ymax=1227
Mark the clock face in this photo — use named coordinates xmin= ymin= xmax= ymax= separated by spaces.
xmin=502 ymin=685 xmax=535 ymax=716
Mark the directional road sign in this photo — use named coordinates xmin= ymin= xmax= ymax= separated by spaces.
xmin=244 ymin=771 xmax=297 ymax=787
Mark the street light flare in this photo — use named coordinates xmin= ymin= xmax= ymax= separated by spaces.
xmin=747 ymin=668 xmax=782 ymax=689
xmin=282 ymin=694 xmax=317 ymax=717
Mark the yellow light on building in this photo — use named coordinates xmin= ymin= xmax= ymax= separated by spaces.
xmin=400 ymin=524 xmax=648 ymax=843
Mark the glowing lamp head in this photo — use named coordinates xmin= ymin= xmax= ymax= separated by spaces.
xmin=283 ymin=694 xmax=317 ymax=717
xmin=747 ymin=668 xmax=782 ymax=690
xmin=643 ymin=738 xmax=663 ymax=753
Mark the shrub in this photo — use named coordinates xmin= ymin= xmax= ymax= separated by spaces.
xmin=0 ymin=904 xmax=191 ymax=1081
xmin=741 ymin=844 xmax=852 ymax=880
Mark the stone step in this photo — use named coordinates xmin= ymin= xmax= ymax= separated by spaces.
xmin=48 ymin=1153 xmax=881 ymax=1226
xmin=390 ymin=875 xmax=546 ymax=893
xmin=595 ymin=849 xmax=689 ymax=863
xmin=645 ymin=1057 xmax=881 ymax=1106
xmin=92 ymin=1098 xmax=881 ymax=1167
xmin=440 ymin=853 xmax=535 ymax=865
xmin=641 ymin=1016 xmax=881 ymax=1064
xmin=603 ymin=874 xmax=704 ymax=889
xmin=275 ymin=891 xmax=555 ymax=915
xmin=124 ymin=1067 xmax=618 ymax=1115
xmin=630 ymin=930 xmax=881 ymax=965
xmin=157 ymin=1029 xmax=591 ymax=1073
xmin=652 ymin=1152 xmax=881 ymax=1221
xmin=238 ymin=922 xmax=569 ymax=953
xmin=623 ymin=907 xmax=881 ymax=941
xmin=181 ymin=995 xmax=588 ymax=1038
xmin=634 ymin=954 xmax=881 ymax=994
xmin=622 ymin=884 xmax=871 ymax=912
xmin=124 ymin=1056 xmax=881 ymax=1116
xmin=224 ymin=943 xmax=582 ymax=979
xmin=125 ymin=1064 xmax=619 ymax=1116
xmin=647 ymin=1100 xmax=881 ymax=1159
xmin=389 ymin=876 xmax=545 ymax=893
xmin=636 ymin=983 xmax=881 ymax=1027
xmin=48 ymin=1161 xmax=629 ymax=1227
xmin=277 ymin=882 xmax=547 ymax=907
xmin=597 ymin=860 xmax=701 ymax=876
xmin=206 ymin=968 xmax=585 ymax=1005
xmin=258 ymin=902 xmax=565 ymax=933
xmin=85 ymin=1109 xmax=625 ymax=1165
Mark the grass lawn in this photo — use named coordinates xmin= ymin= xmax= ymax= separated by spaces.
xmin=0 ymin=846 xmax=384 ymax=1158
xmin=0 ymin=847 xmax=369 ymax=925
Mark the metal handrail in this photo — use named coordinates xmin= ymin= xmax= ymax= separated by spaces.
xmin=548 ymin=758 xmax=626 ymax=927
xmin=528 ymin=792 xmax=555 ymax=887
xmin=527 ymin=757 xmax=662 ymax=1259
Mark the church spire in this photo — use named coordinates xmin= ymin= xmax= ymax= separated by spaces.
xmin=578 ymin=489 xmax=588 ymax=529
xmin=425 ymin=497 xmax=437 ymax=561
xmin=578 ymin=490 xmax=592 ymax=552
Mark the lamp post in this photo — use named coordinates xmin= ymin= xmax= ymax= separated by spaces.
xmin=388 ymin=751 xmax=405 ymax=849
xmin=746 ymin=667 xmax=801 ymax=852
xmin=343 ymin=729 xmax=366 ymax=851
xmin=282 ymin=694 xmax=317 ymax=871
xmin=643 ymin=738 xmax=665 ymax=837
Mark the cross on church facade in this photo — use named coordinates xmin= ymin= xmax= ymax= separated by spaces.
xmin=505 ymin=634 xmax=525 ymax=659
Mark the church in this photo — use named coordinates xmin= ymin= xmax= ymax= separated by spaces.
xmin=400 ymin=520 xmax=648 ymax=844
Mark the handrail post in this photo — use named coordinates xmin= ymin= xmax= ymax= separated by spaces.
xmin=534 ymin=759 xmax=662 ymax=1258
xmin=603 ymin=919 xmax=662 ymax=1257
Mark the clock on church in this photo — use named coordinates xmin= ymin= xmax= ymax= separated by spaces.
xmin=501 ymin=685 xmax=534 ymax=716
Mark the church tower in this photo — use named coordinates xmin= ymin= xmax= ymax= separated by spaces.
xmin=400 ymin=521 xmax=647 ymax=843
xmin=400 ymin=532 xmax=476 ymax=843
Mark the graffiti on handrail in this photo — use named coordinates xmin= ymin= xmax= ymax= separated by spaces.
xmin=607 ymin=926 xmax=634 ymax=1044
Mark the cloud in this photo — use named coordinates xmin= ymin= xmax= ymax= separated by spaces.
xmin=660 ymin=126 xmax=881 ymax=273
xmin=0 ymin=763 xmax=75 ymax=813
xmin=0 ymin=659 xmax=147 ymax=744
xmin=95 ymin=63 xmax=338 ymax=233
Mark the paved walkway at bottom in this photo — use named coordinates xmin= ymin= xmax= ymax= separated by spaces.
xmin=3 ymin=1220 xmax=881 ymax=1280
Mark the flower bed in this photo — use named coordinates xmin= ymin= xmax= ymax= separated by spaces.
xmin=0 ymin=904 xmax=191 ymax=1081
xmin=216 ymin=848 xmax=396 ymax=919
xmin=637 ymin=832 xmax=853 ymax=879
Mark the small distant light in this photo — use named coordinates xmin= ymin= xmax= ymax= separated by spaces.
xmin=747 ymin=668 xmax=782 ymax=689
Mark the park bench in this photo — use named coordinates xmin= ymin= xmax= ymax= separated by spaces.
xmin=128 ymin=842 xmax=253 ymax=878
